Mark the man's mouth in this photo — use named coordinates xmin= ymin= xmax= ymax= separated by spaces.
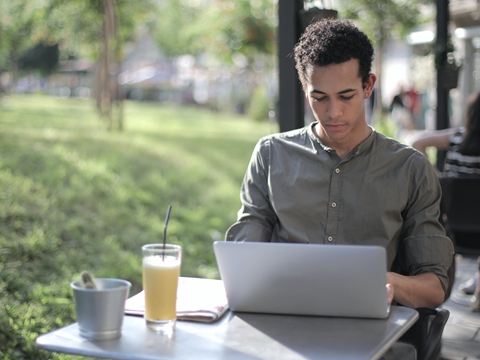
xmin=325 ymin=123 xmax=345 ymax=130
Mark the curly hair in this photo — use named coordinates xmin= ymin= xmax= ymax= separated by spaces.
xmin=294 ymin=19 xmax=374 ymax=90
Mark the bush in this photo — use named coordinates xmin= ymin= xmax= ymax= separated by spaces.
xmin=373 ymin=112 xmax=396 ymax=139
xmin=247 ymin=85 xmax=272 ymax=122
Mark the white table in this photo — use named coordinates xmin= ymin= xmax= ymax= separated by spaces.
xmin=36 ymin=306 xmax=418 ymax=360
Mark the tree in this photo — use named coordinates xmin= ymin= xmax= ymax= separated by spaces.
xmin=0 ymin=0 xmax=155 ymax=129
xmin=197 ymin=0 xmax=277 ymax=64
xmin=336 ymin=0 xmax=434 ymax=113
xmin=18 ymin=42 xmax=59 ymax=75
xmin=152 ymin=0 xmax=277 ymax=66
xmin=150 ymin=0 xmax=200 ymax=57
xmin=150 ymin=0 xmax=277 ymax=115
xmin=0 ymin=0 xmax=53 ymax=92
xmin=44 ymin=0 xmax=156 ymax=130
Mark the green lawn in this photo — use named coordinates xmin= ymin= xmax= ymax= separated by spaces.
xmin=0 ymin=94 xmax=276 ymax=359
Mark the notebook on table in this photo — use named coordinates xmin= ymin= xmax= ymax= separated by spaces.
xmin=213 ymin=241 xmax=390 ymax=319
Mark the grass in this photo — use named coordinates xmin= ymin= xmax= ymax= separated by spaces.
xmin=0 ymin=94 xmax=276 ymax=359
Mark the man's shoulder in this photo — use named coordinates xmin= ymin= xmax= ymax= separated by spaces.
xmin=373 ymin=131 xmax=416 ymax=152
xmin=372 ymin=131 xmax=430 ymax=165
xmin=258 ymin=126 xmax=311 ymax=145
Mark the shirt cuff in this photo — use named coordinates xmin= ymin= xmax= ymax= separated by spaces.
xmin=400 ymin=235 xmax=454 ymax=292
xmin=225 ymin=220 xmax=272 ymax=242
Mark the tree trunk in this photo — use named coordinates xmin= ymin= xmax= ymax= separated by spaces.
xmin=94 ymin=0 xmax=122 ymax=131
xmin=104 ymin=0 xmax=114 ymax=130
xmin=113 ymin=1 xmax=124 ymax=131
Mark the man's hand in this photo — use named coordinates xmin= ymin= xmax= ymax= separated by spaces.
xmin=387 ymin=272 xmax=445 ymax=309
xmin=386 ymin=284 xmax=394 ymax=305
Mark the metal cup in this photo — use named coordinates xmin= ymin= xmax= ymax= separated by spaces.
xmin=71 ymin=278 xmax=131 ymax=340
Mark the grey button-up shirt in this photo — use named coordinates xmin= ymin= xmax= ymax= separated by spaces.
xmin=226 ymin=123 xmax=453 ymax=292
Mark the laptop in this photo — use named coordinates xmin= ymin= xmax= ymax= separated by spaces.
xmin=213 ymin=241 xmax=390 ymax=319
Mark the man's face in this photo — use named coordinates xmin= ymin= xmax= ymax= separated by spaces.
xmin=305 ymin=59 xmax=375 ymax=150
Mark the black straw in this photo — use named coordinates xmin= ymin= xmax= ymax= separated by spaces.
xmin=163 ymin=205 xmax=172 ymax=259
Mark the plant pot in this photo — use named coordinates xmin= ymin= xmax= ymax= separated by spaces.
xmin=440 ymin=64 xmax=461 ymax=90
xmin=299 ymin=7 xmax=338 ymax=32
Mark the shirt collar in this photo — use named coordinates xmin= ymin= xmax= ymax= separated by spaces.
xmin=308 ymin=122 xmax=377 ymax=157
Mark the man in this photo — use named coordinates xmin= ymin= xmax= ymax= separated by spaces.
xmin=226 ymin=19 xmax=453 ymax=310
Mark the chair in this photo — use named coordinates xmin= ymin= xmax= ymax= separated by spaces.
xmin=397 ymin=307 xmax=450 ymax=360
xmin=439 ymin=176 xmax=480 ymax=256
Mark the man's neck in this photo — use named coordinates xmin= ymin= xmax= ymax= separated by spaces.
xmin=314 ymin=123 xmax=372 ymax=159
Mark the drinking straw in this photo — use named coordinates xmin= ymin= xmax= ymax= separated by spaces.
xmin=163 ymin=205 xmax=172 ymax=259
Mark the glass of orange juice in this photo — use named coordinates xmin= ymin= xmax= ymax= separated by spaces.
xmin=142 ymin=243 xmax=182 ymax=333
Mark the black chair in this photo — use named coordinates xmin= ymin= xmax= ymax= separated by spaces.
xmin=398 ymin=307 xmax=450 ymax=360
xmin=439 ymin=175 xmax=480 ymax=256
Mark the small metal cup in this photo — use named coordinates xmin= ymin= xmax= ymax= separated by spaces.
xmin=71 ymin=278 xmax=131 ymax=340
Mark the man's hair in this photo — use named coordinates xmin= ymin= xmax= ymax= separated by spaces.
xmin=294 ymin=19 xmax=374 ymax=90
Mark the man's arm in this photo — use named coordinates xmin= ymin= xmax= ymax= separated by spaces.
xmin=391 ymin=152 xmax=454 ymax=309
xmin=387 ymin=272 xmax=445 ymax=308
xmin=226 ymin=138 xmax=276 ymax=242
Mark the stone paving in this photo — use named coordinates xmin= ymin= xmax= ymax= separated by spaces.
xmin=440 ymin=255 xmax=480 ymax=360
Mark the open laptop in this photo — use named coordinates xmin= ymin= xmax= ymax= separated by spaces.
xmin=213 ymin=241 xmax=390 ymax=319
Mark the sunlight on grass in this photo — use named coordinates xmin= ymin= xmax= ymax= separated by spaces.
xmin=0 ymin=94 xmax=276 ymax=359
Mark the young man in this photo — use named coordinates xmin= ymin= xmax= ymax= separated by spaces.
xmin=226 ymin=19 xmax=453 ymax=309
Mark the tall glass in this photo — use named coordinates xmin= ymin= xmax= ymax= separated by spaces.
xmin=142 ymin=244 xmax=182 ymax=333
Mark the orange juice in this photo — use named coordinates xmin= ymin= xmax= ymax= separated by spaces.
xmin=142 ymin=255 xmax=181 ymax=321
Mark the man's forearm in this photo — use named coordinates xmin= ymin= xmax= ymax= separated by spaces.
xmin=387 ymin=272 xmax=445 ymax=309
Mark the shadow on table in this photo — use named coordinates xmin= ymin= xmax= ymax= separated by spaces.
xmin=229 ymin=311 xmax=393 ymax=359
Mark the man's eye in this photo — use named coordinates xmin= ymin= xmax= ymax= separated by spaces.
xmin=312 ymin=97 xmax=326 ymax=102
xmin=341 ymin=95 xmax=354 ymax=100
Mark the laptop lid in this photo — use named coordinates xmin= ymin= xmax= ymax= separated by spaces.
xmin=213 ymin=241 xmax=389 ymax=319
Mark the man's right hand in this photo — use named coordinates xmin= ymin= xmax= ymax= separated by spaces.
xmin=386 ymin=283 xmax=394 ymax=305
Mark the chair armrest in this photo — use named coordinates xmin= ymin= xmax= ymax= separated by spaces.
xmin=398 ymin=307 xmax=449 ymax=360
xmin=423 ymin=308 xmax=449 ymax=360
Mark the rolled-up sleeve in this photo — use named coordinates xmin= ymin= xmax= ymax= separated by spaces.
xmin=225 ymin=138 xmax=277 ymax=242
xmin=398 ymin=152 xmax=454 ymax=292
xmin=399 ymin=235 xmax=454 ymax=292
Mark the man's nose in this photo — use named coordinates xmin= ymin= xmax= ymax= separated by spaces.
xmin=326 ymin=99 xmax=343 ymax=118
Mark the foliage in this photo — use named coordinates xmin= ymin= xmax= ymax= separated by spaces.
xmin=334 ymin=0 xmax=434 ymax=112
xmin=198 ymin=0 xmax=277 ymax=62
xmin=0 ymin=94 xmax=275 ymax=359
xmin=247 ymin=85 xmax=272 ymax=122
xmin=372 ymin=112 xmax=397 ymax=139
xmin=336 ymin=0 xmax=434 ymax=48
xmin=152 ymin=0 xmax=277 ymax=66
xmin=150 ymin=0 xmax=200 ymax=57
xmin=0 ymin=0 xmax=154 ymax=73
xmin=18 ymin=42 xmax=59 ymax=75
xmin=0 ymin=0 xmax=44 ymax=72
xmin=40 ymin=0 xmax=157 ymax=61
xmin=0 ymin=0 xmax=271 ymax=72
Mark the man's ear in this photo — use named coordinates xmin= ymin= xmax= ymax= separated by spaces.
xmin=366 ymin=73 xmax=377 ymax=93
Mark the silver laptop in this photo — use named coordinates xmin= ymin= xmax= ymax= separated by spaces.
xmin=213 ymin=241 xmax=390 ymax=319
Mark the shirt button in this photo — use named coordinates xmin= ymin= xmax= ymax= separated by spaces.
xmin=332 ymin=202 xmax=337 ymax=208
xmin=335 ymin=168 xmax=340 ymax=173
xmin=328 ymin=236 xmax=333 ymax=242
